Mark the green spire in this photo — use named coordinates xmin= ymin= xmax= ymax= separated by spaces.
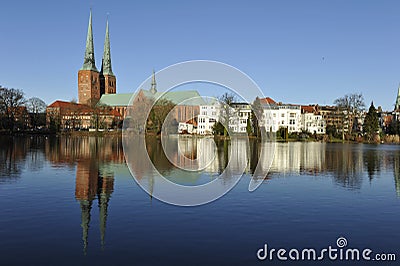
xmin=101 ymin=19 xmax=114 ymax=76
xmin=396 ymin=86 xmax=400 ymax=110
xmin=81 ymin=10 xmax=98 ymax=71
xmin=80 ymin=200 xmax=92 ymax=255
xmin=150 ymin=70 xmax=157 ymax=94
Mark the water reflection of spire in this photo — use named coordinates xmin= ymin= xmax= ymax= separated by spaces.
xmin=75 ymin=159 xmax=98 ymax=255
xmin=98 ymin=174 xmax=114 ymax=249
xmin=79 ymin=200 xmax=92 ymax=255
xmin=394 ymin=154 xmax=400 ymax=197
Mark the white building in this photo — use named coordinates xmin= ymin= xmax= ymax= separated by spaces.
xmin=229 ymin=103 xmax=252 ymax=134
xmin=197 ymin=103 xmax=219 ymax=135
xmin=261 ymin=99 xmax=302 ymax=133
xmin=301 ymin=106 xmax=326 ymax=134
xmin=197 ymin=102 xmax=252 ymax=135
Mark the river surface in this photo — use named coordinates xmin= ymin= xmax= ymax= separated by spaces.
xmin=0 ymin=135 xmax=399 ymax=265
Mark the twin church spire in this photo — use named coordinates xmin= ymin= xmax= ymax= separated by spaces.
xmin=78 ymin=10 xmax=116 ymax=104
xmin=81 ymin=10 xmax=114 ymax=76
xmin=101 ymin=20 xmax=114 ymax=76
xmin=81 ymin=10 xmax=97 ymax=71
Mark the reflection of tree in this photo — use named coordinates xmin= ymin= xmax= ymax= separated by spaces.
xmin=0 ymin=136 xmax=45 ymax=181
xmin=364 ymin=148 xmax=381 ymax=180
xmin=326 ymin=144 xmax=363 ymax=190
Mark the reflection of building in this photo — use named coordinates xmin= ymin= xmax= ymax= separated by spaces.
xmin=43 ymin=136 xmax=123 ymax=253
xmin=75 ymin=158 xmax=114 ymax=253
xmin=394 ymin=155 xmax=400 ymax=197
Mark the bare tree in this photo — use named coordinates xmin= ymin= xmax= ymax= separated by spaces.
xmin=26 ymin=97 xmax=47 ymax=129
xmin=334 ymin=93 xmax=365 ymax=137
xmin=218 ymin=92 xmax=237 ymax=137
xmin=0 ymin=86 xmax=26 ymax=130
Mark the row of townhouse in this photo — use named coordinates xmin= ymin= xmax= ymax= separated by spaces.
xmin=193 ymin=97 xmax=326 ymax=135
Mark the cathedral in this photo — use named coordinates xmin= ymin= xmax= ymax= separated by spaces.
xmin=78 ymin=10 xmax=116 ymax=105
xmin=47 ymin=10 xmax=204 ymax=130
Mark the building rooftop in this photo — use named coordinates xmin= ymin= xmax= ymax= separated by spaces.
xmin=99 ymin=93 xmax=134 ymax=107
xmin=99 ymin=90 xmax=206 ymax=107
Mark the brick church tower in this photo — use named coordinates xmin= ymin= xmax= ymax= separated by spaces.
xmin=78 ymin=11 xmax=116 ymax=105
xmin=78 ymin=10 xmax=100 ymax=105
xmin=100 ymin=20 xmax=116 ymax=95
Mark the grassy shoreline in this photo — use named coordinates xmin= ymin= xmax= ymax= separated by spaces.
xmin=1 ymin=130 xmax=399 ymax=144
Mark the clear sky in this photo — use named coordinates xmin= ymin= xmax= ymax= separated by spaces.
xmin=1 ymin=0 xmax=400 ymax=110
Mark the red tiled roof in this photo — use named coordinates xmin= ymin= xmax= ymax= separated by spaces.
xmin=47 ymin=100 xmax=122 ymax=117
xmin=301 ymin=105 xmax=315 ymax=113
xmin=47 ymin=100 xmax=90 ymax=110
xmin=260 ymin=97 xmax=276 ymax=104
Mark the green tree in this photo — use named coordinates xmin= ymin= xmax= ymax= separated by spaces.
xmin=212 ymin=121 xmax=225 ymax=135
xmin=246 ymin=116 xmax=252 ymax=135
xmin=363 ymin=102 xmax=379 ymax=142
xmin=148 ymin=98 xmax=175 ymax=134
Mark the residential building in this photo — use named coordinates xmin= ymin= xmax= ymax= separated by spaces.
xmin=301 ymin=105 xmax=326 ymax=134
xmin=260 ymin=98 xmax=302 ymax=133
xmin=229 ymin=103 xmax=252 ymax=134
xmin=197 ymin=102 xmax=219 ymax=135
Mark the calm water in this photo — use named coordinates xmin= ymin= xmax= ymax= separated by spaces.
xmin=0 ymin=135 xmax=399 ymax=265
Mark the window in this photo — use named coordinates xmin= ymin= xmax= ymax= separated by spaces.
xmin=281 ymin=113 xmax=285 ymax=117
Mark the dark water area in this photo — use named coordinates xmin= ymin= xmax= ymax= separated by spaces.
xmin=0 ymin=135 xmax=399 ymax=265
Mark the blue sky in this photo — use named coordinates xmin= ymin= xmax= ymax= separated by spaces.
xmin=1 ymin=0 xmax=400 ymax=110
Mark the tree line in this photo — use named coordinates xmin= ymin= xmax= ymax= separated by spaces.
xmin=0 ymin=86 xmax=47 ymax=131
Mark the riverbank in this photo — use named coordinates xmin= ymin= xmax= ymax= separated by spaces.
xmin=2 ymin=130 xmax=400 ymax=144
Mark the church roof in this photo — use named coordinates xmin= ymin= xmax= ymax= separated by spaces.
xmin=99 ymin=93 xmax=134 ymax=106
xmin=99 ymin=90 xmax=206 ymax=107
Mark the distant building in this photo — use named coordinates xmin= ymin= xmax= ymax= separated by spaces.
xmin=301 ymin=105 xmax=326 ymax=134
xmin=197 ymin=101 xmax=219 ymax=135
xmin=260 ymin=98 xmax=302 ymax=133
xmin=46 ymin=100 xmax=121 ymax=130
xmin=319 ymin=105 xmax=343 ymax=131
xmin=229 ymin=103 xmax=252 ymax=134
